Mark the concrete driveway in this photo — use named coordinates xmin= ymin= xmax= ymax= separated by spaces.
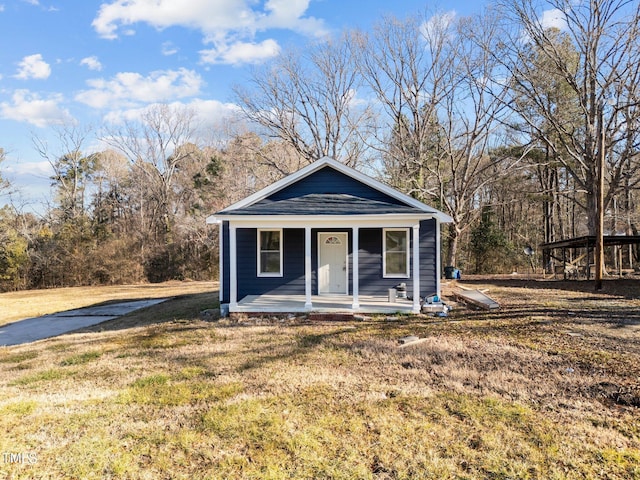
xmin=0 ymin=299 xmax=168 ymax=346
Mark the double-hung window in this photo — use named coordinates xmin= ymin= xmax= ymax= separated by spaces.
xmin=258 ymin=229 xmax=282 ymax=276
xmin=383 ymin=228 xmax=409 ymax=277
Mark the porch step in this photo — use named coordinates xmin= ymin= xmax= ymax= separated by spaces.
xmin=308 ymin=313 xmax=354 ymax=322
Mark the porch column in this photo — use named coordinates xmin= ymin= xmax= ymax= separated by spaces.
xmin=305 ymin=226 xmax=312 ymax=309
xmin=229 ymin=224 xmax=238 ymax=309
xmin=412 ymin=223 xmax=420 ymax=313
xmin=352 ymin=226 xmax=360 ymax=309
xmin=435 ymin=219 xmax=441 ymax=298
xmin=218 ymin=221 xmax=223 ymax=303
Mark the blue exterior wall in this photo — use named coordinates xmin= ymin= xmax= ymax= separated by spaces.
xmin=236 ymin=228 xmax=306 ymax=298
xmin=355 ymin=222 xmax=437 ymax=297
xmin=357 ymin=228 xmax=387 ymax=295
xmin=419 ymin=219 xmax=438 ymax=298
xmin=268 ymin=166 xmax=406 ymax=205
xmin=224 ymin=221 xmax=438 ymax=302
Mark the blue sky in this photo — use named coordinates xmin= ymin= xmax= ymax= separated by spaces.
xmin=0 ymin=0 xmax=485 ymax=210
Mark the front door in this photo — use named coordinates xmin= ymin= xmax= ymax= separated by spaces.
xmin=318 ymin=233 xmax=348 ymax=294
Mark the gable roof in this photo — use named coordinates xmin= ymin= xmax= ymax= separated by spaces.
xmin=207 ymin=157 xmax=453 ymax=223
xmin=223 ymin=193 xmax=423 ymax=216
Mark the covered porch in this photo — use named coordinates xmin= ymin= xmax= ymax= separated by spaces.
xmin=231 ymin=293 xmax=416 ymax=314
xmin=223 ymin=219 xmax=430 ymax=314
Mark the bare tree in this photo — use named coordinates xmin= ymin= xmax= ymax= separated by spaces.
xmin=91 ymin=149 xmax=133 ymax=238
xmin=32 ymin=125 xmax=96 ymax=221
xmin=355 ymin=12 xmax=454 ymax=196
xmin=496 ymin=0 xmax=640 ymax=235
xmin=356 ymin=11 xmax=522 ymax=267
xmin=0 ymin=148 xmax=10 ymax=196
xmin=233 ymin=34 xmax=373 ymax=170
xmin=102 ymin=103 xmax=199 ymax=241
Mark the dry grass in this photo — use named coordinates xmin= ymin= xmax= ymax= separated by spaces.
xmin=0 ymin=277 xmax=639 ymax=479
xmin=0 ymin=281 xmax=215 ymax=326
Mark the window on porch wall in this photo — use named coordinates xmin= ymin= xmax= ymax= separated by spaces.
xmin=383 ymin=228 xmax=409 ymax=277
xmin=258 ymin=229 xmax=282 ymax=276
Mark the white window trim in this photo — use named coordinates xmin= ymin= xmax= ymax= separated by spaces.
xmin=383 ymin=228 xmax=410 ymax=278
xmin=257 ymin=228 xmax=283 ymax=277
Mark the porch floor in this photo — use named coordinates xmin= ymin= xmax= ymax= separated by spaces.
xmin=231 ymin=294 xmax=416 ymax=314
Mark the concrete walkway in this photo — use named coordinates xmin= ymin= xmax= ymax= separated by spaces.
xmin=0 ymin=299 xmax=168 ymax=346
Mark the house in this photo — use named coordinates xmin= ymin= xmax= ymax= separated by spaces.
xmin=207 ymin=157 xmax=452 ymax=314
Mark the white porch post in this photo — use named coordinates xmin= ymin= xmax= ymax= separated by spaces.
xmin=218 ymin=221 xmax=223 ymax=303
xmin=229 ymin=224 xmax=238 ymax=309
xmin=352 ymin=226 xmax=359 ymax=310
xmin=435 ymin=219 xmax=441 ymax=298
xmin=412 ymin=223 xmax=420 ymax=313
xmin=305 ymin=226 xmax=312 ymax=309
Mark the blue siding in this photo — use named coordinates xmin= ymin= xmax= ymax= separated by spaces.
xmin=358 ymin=228 xmax=412 ymax=295
xmin=357 ymin=225 xmax=436 ymax=298
xmin=419 ymin=219 xmax=437 ymax=297
xmin=236 ymin=228 xmax=305 ymax=298
xmin=230 ymin=223 xmax=438 ymax=301
xmin=268 ymin=166 xmax=406 ymax=205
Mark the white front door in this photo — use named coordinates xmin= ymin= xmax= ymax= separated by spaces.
xmin=318 ymin=233 xmax=348 ymax=294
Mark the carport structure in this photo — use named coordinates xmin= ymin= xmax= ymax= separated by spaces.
xmin=541 ymin=235 xmax=640 ymax=279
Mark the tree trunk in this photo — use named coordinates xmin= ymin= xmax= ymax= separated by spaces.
xmin=586 ymin=188 xmax=597 ymax=235
xmin=445 ymin=223 xmax=460 ymax=268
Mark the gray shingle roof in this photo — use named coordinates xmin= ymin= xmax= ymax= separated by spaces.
xmin=222 ymin=193 xmax=426 ymax=215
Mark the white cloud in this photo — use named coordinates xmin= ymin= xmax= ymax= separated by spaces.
xmin=15 ymin=54 xmax=51 ymax=80
xmin=20 ymin=0 xmax=57 ymax=12
xmin=103 ymin=98 xmax=239 ymax=127
xmin=5 ymin=160 xmax=53 ymax=178
xmin=0 ymin=90 xmax=72 ymax=127
xmin=260 ymin=0 xmax=326 ymax=35
xmin=200 ymin=39 xmax=280 ymax=65
xmin=0 ymin=5 xmax=5 ymax=13
xmin=75 ymin=68 xmax=203 ymax=109
xmin=421 ymin=10 xmax=456 ymax=38
xmin=92 ymin=0 xmax=327 ymax=65
xmin=161 ymin=41 xmax=178 ymax=56
xmin=190 ymin=98 xmax=240 ymax=125
xmin=80 ymin=56 xmax=103 ymax=71
xmin=540 ymin=8 xmax=567 ymax=31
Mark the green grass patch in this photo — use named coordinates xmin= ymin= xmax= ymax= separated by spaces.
xmin=0 ymin=350 xmax=39 ymax=363
xmin=59 ymin=351 xmax=102 ymax=366
xmin=10 ymin=367 xmax=75 ymax=386
xmin=191 ymin=386 xmax=574 ymax=479
xmin=0 ymin=399 xmax=38 ymax=416
xmin=118 ymin=375 xmax=243 ymax=407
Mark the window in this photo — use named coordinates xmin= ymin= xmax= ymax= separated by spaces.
xmin=324 ymin=236 xmax=342 ymax=245
xmin=258 ymin=229 xmax=282 ymax=276
xmin=383 ymin=228 xmax=409 ymax=277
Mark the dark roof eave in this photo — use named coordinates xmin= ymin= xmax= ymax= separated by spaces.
xmin=540 ymin=235 xmax=640 ymax=249
xmin=206 ymin=212 xmax=444 ymax=224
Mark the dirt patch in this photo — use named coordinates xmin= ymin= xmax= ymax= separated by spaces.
xmin=589 ymin=382 xmax=640 ymax=407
